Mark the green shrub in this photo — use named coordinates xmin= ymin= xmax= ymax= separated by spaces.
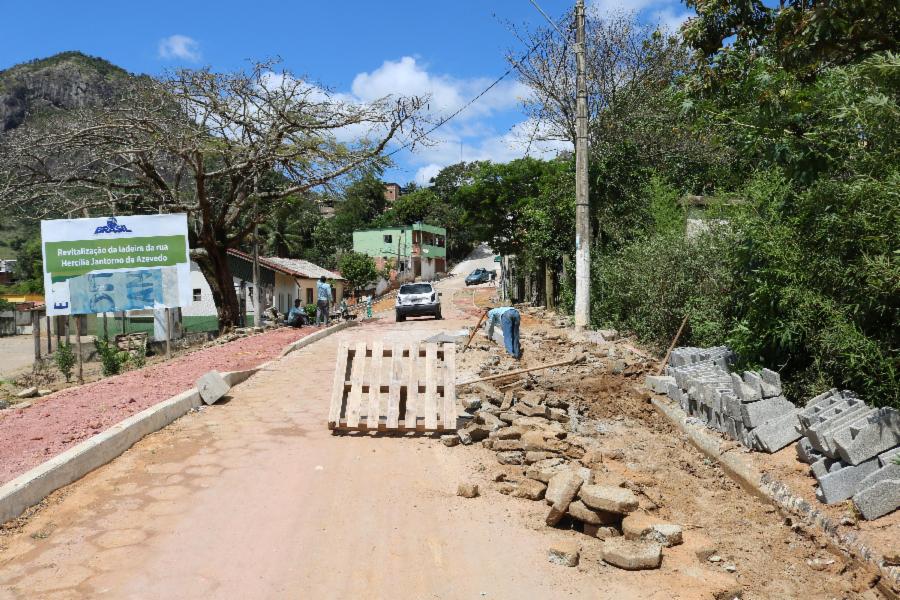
xmin=590 ymin=225 xmax=738 ymax=353
xmin=304 ymin=304 xmax=317 ymax=320
xmin=94 ymin=337 xmax=127 ymax=377
xmin=55 ymin=342 xmax=76 ymax=382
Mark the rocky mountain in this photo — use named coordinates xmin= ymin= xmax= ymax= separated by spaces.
xmin=0 ymin=51 xmax=132 ymax=132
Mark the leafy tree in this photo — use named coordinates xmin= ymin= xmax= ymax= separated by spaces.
xmin=332 ymin=167 xmax=390 ymax=250
xmin=337 ymin=251 xmax=379 ymax=297
xmin=0 ymin=61 xmax=426 ymax=329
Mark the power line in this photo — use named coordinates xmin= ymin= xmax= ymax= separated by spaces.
xmin=528 ymin=0 xmax=568 ymax=39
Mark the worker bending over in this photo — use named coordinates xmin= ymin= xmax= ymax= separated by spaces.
xmin=486 ymin=306 xmax=521 ymax=359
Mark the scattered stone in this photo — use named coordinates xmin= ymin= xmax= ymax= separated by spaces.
xmin=708 ymin=555 xmax=723 ymax=563
xmin=622 ymin=514 xmax=683 ymax=547
xmin=578 ymin=485 xmax=639 ymax=514
xmin=496 ymin=451 xmax=525 ymax=465
xmin=494 ymin=426 xmax=525 ymax=440
xmin=37 ymin=389 xmax=52 ymax=396
xmin=457 ymin=483 xmax=479 ymax=498
xmin=511 ymin=479 xmax=547 ymax=500
xmin=602 ymin=539 xmax=663 ymax=570
xmin=548 ymin=540 xmax=580 ymax=567
xmin=692 ymin=535 xmax=718 ymax=561
xmin=545 ymin=471 xmax=585 ymax=508
xmin=525 ymin=458 xmax=568 ymax=483
xmin=492 ymin=439 xmax=526 ymax=452
xmin=723 ymin=564 xmax=737 ymax=573
xmin=582 ymin=524 xmax=621 ymax=539
xmin=497 ymin=482 xmax=517 ymax=495
xmin=16 ymin=387 xmax=38 ymax=399
xmin=441 ymin=435 xmax=459 ymax=447
xmin=567 ymin=500 xmax=620 ymax=526
xmin=458 ymin=430 xmax=473 ymax=445
xmin=525 ymin=451 xmax=557 ymax=464
xmin=806 ymin=558 xmax=834 ymax=572
xmin=476 ymin=410 xmax=504 ymax=431
xmin=196 ymin=371 xmax=230 ymax=405
xmin=461 ymin=398 xmax=482 ymax=412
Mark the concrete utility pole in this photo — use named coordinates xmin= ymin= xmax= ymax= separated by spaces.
xmin=573 ymin=0 xmax=591 ymax=331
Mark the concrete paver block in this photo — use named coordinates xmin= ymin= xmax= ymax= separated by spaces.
xmin=740 ymin=396 xmax=795 ymax=429
xmin=751 ymin=410 xmax=802 ymax=453
xmin=835 ymin=408 xmax=900 ymax=466
xmin=856 ymin=462 xmax=900 ymax=494
xmin=853 ymin=478 xmax=900 ymax=521
xmin=815 ymin=456 xmax=879 ymax=504
xmin=196 ymin=371 xmax=230 ymax=405
xmin=760 ymin=368 xmax=782 ymax=397
xmin=645 ymin=375 xmax=675 ymax=394
xmin=879 ymin=446 xmax=900 ymax=467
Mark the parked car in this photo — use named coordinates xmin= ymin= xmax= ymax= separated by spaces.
xmin=395 ymin=282 xmax=442 ymax=321
xmin=465 ymin=268 xmax=492 ymax=286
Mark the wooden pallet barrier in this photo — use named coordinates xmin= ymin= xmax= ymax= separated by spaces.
xmin=328 ymin=341 xmax=457 ymax=432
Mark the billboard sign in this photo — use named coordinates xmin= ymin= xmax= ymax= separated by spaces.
xmin=41 ymin=214 xmax=192 ymax=316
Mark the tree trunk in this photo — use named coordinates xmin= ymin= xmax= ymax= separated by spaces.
xmin=545 ymin=261 xmax=555 ymax=310
xmin=196 ymin=242 xmax=241 ymax=331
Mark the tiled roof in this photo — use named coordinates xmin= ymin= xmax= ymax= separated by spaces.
xmin=228 ymin=249 xmax=344 ymax=280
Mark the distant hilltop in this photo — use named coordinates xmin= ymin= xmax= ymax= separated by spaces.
xmin=0 ymin=51 xmax=134 ymax=133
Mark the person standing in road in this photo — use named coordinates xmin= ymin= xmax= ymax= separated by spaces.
xmin=316 ymin=275 xmax=332 ymax=327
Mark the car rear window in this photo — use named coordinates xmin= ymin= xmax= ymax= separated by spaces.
xmin=400 ymin=284 xmax=433 ymax=294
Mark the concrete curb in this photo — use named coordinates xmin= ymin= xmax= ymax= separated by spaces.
xmin=649 ymin=394 xmax=899 ymax=597
xmin=280 ymin=320 xmax=359 ymax=357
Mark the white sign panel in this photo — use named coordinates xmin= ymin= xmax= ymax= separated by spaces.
xmin=41 ymin=214 xmax=192 ymax=316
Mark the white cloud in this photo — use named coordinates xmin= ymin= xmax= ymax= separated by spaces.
xmin=352 ymin=56 xmax=528 ymax=120
xmin=414 ymin=164 xmax=443 ymax=186
xmin=158 ymin=34 xmax=202 ymax=62
xmin=590 ymin=0 xmax=693 ymax=32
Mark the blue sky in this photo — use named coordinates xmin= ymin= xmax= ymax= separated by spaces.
xmin=1 ymin=0 xmax=692 ymax=186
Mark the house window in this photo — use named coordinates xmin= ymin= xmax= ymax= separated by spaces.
xmin=383 ymin=234 xmax=393 ymax=244
xmin=306 ymin=288 xmax=313 ymax=304
xmin=192 ymin=288 xmax=202 ymax=302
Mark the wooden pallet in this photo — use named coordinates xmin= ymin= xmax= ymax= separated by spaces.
xmin=327 ymin=341 xmax=457 ymax=432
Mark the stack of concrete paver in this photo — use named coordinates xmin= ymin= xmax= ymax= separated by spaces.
xmin=794 ymin=389 xmax=900 ymax=520
xmin=647 ymin=346 xmax=803 ymax=454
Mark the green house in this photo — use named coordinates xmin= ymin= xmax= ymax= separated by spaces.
xmin=352 ymin=223 xmax=447 ymax=281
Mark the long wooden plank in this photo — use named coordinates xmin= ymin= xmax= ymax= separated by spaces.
xmin=366 ymin=341 xmax=384 ymax=430
xmin=387 ymin=342 xmax=402 ymax=429
xmin=404 ymin=343 xmax=419 ymax=430
xmin=327 ymin=341 xmax=351 ymax=429
xmin=424 ymin=343 xmax=439 ymax=430
xmin=345 ymin=342 xmax=368 ymax=428
xmin=441 ymin=343 xmax=457 ymax=430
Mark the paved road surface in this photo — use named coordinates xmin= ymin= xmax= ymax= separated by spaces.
xmin=0 ymin=266 xmax=730 ymax=599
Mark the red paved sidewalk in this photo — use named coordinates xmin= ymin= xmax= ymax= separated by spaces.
xmin=0 ymin=327 xmax=314 ymax=485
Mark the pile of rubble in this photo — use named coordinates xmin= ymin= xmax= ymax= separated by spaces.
xmin=649 ymin=346 xmax=802 ymax=454
xmin=795 ymin=390 xmax=899 ymax=519
xmin=648 ymin=346 xmax=900 ymax=521
xmin=446 ymin=386 xmax=685 ymax=571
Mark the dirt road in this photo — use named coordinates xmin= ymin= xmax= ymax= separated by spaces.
xmin=0 ymin=271 xmax=880 ymax=599
xmin=0 ymin=335 xmax=34 ymax=380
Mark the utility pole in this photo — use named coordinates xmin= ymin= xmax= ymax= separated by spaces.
xmin=252 ymin=201 xmax=261 ymax=326
xmin=573 ymin=0 xmax=591 ymax=331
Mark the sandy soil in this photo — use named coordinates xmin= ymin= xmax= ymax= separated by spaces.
xmin=0 ymin=335 xmax=36 ymax=380
xmin=0 ymin=326 xmax=315 ymax=484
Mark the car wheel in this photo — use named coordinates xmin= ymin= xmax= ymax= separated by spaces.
xmin=396 ymin=311 xmax=405 ymax=322
xmin=434 ymin=309 xmax=442 ymax=320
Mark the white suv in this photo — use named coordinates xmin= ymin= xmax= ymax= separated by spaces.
xmin=395 ymin=282 xmax=442 ymax=322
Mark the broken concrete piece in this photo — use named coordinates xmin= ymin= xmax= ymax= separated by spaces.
xmin=622 ymin=514 xmax=683 ymax=547
xmin=457 ymin=483 xmax=479 ymax=498
xmin=582 ymin=524 xmax=620 ymax=539
xmin=526 ymin=458 xmax=569 ymax=483
xmin=461 ymin=397 xmax=482 ymax=412
xmin=602 ymin=538 xmax=663 ymax=570
xmin=567 ymin=500 xmax=620 ymax=526
xmin=492 ymin=439 xmax=526 ymax=452
xmin=545 ymin=471 xmax=584 ymax=508
xmin=457 ymin=430 xmax=473 ymax=445
xmin=496 ymin=451 xmax=525 ymax=465
xmin=852 ymin=479 xmax=900 ymax=520
xmin=16 ymin=387 xmax=38 ymax=399
xmin=525 ymin=451 xmax=557 ymax=464
xmin=196 ymin=371 xmax=230 ymax=405
xmin=578 ymin=485 xmax=639 ymax=514
xmin=440 ymin=435 xmax=459 ymax=447
xmin=512 ymin=478 xmax=547 ymax=500
xmin=548 ymin=540 xmax=580 ymax=567
xmin=494 ymin=426 xmax=525 ymax=440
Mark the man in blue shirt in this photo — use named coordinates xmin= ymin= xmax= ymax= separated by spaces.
xmin=286 ymin=299 xmax=305 ymax=328
xmin=486 ymin=306 xmax=521 ymax=358
xmin=316 ymin=275 xmax=332 ymax=327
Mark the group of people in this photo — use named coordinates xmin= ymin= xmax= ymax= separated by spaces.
xmin=279 ymin=275 xmax=334 ymax=328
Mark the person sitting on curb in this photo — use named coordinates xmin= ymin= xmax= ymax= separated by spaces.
xmin=286 ymin=299 xmax=306 ymax=328
xmin=485 ymin=305 xmax=521 ymax=359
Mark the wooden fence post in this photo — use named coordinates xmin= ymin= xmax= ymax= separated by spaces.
xmin=32 ymin=309 xmax=41 ymax=368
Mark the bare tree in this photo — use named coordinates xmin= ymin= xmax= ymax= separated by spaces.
xmin=0 ymin=61 xmax=426 ymax=328
xmin=509 ymin=9 xmax=690 ymax=151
